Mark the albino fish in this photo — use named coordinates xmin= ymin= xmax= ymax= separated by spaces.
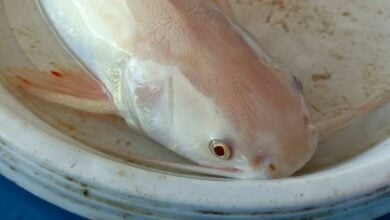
xmin=3 ymin=0 xmax=388 ymax=179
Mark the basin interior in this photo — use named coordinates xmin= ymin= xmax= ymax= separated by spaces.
xmin=0 ymin=0 xmax=389 ymax=180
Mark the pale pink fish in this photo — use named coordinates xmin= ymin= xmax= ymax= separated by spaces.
xmin=3 ymin=0 xmax=388 ymax=179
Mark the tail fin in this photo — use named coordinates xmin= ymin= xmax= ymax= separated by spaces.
xmin=1 ymin=67 xmax=116 ymax=115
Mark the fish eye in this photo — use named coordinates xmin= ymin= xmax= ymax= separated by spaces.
xmin=209 ymin=139 xmax=231 ymax=160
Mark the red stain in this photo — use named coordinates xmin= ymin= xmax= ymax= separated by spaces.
xmin=51 ymin=71 xmax=63 ymax=78
xmin=16 ymin=76 xmax=31 ymax=85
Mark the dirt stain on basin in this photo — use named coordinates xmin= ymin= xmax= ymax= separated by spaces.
xmin=312 ymin=72 xmax=332 ymax=82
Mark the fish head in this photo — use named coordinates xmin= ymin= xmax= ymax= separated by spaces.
xmin=180 ymin=74 xmax=317 ymax=179
xmin=113 ymin=0 xmax=319 ymax=179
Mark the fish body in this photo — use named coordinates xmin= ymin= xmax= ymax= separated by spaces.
xmin=27 ymin=0 xmax=318 ymax=179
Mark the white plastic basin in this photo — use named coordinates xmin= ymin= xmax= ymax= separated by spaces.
xmin=0 ymin=0 xmax=389 ymax=219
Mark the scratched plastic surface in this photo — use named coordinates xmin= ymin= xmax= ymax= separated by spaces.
xmin=0 ymin=174 xmax=389 ymax=219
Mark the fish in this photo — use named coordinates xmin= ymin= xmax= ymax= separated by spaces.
xmin=2 ymin=0 xmax=387 ymax=179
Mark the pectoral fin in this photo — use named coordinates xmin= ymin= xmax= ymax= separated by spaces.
xmin=1 ymin=67 xmax=117 ymax=115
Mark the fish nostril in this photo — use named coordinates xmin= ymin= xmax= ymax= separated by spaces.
xmin=268 ymin=163 xmax=276 ymax=171
xmin=252 ymin=153 xmax=277 ymax=171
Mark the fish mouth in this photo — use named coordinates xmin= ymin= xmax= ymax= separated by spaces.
xmin=119 ymin=153 xmax=246 ymax=179
xmin=166 ymin=163 xmax=271 ymax=180
xmin=108 ymin=151 xmax=263 ymax=179
xmin=165 ymin=163 xmax=247 ymax=179
xmin=199 ymin=166 xmax=269 ymax=179
xmin=146 ymin=159 xmax=274 ymax=179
